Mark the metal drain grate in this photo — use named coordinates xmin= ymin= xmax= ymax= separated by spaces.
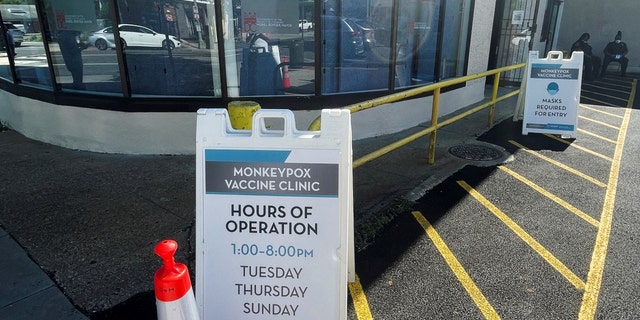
xmin=448 ymin=144 xmax=504 ymax=161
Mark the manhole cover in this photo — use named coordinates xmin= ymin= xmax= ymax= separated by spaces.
xmin=449 ymin=144 xmax=504 ymax=161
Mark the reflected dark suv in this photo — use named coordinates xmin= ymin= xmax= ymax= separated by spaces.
xmin=349 ymin=19 xmax=376 ymax=51
xmin=322 ymin=15 xmax=365 ymax=59
xmin=4 ymin=22 xmax=24 ymax=47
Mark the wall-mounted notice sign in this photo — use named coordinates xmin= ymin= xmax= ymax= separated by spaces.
xmin=522 ymin=51 xmax=583 ymax=138
xmin=195 ymin=109 xmax=352 ymax=320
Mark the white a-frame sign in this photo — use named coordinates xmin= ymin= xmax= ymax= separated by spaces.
xmin=522 ymin=51 xmax=583 ymax=138
xmin=195 ymin=109 xmax=352 ymax=320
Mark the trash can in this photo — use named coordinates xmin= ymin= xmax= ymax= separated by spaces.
xmin=290 ymin=39 xmax=304 ymax=66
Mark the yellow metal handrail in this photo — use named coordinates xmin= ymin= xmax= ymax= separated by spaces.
xmin=308 ymin=63 xmax=526 ymax=167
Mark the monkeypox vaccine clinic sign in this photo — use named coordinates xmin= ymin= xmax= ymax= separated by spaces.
xmin=522 ymin=51 xmax=583 ymax=137
xmin=195 ymin=109 xmax=352 ymax=319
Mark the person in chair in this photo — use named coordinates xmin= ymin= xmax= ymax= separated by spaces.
xmin=570 ymin=33 xmax=601 ymax=81
xmin=601 ymin=31 xmax=629 ymax=77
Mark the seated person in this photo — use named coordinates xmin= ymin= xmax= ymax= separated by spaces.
xmin=570 ymin=32 xmax=601 ymax=81
xmin=601 ymin=31 xmax=629 ymax=77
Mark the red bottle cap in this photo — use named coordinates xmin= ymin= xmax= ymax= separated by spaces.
xmin=154 ymin=240 xmax=192 ymax=302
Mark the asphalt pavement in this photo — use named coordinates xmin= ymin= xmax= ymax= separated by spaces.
xmin=1 ymin=75 xmax=637 ymax=319
xmin=350 ymin=74 xmax=640 ymax=319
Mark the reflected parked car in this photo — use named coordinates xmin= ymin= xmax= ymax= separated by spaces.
xmin=298 ymin=19 xmax=313 ymax=31
xmin=3 ymin=22 xmax=24 ymax=47
xmin=349 ymin=19 xmax=376 ymax=51
xmin=322 ymin=16 xmax=365 ymax=58
xmin=14 ymin=24 xmax=26 ymax=33
xmin=87 ymin=24 xmax=181 ymax=50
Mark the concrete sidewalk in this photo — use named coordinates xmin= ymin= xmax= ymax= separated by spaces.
xmin=0 ymin=86 xmax=518 ymax=319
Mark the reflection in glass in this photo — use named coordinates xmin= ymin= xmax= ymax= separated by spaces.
xmin=117 ymin=1 xmax=220 ymax=97
xmin=440 ymin=0 xmax=472 ymax=80
xmin=395 ymin=0 xmax=440 ymax=88
xmin=0 ymin=19 xmax=15 ymax=81
xmin=42 ymin=0 xmax=119 ymax=92
xmin=1 ymin=2 xmax=51 ymax=87
xmin=322 ymin=0 xmax=391 ymax=94
xmin=224 ymin=0 xmax=315 ymax=97
xmin=2 ymin=0 xmax=474 ymax=102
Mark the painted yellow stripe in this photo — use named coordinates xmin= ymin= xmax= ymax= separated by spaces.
xmin=579 ymin=96 xmax=619 ymax=107
xmin=580 ymin=105 xmax=625 ymax=119
xmin=508 ymin=140 xmax=607 ymax=187
xmin=579 ymin=79 xmax=635 ymax=319
xmin=626 ymin=79 xmax=637 ymax=109
xmin=498 ymin=166 xmax=599 ymax=227
xmin=582 ymin=87 xmax=632 ymax=97
xmin=578 ymin=116 xmax=620 ymax=130
xmin=580 ymin=90 xmax=628 ymax=102
xmin=543 ymin=134 xmax=612 ymax=162
xmin=411 ymin=211 xmax=501 ymax=319
xmin=457 ymin=181 xmax=586 ymax=290
xmin=348 ymin=275 xmax=373 ymax=320
xmin=577 ymin=128 xmax=617 ymax=144
xmin=586 ymin=80 xmax=631 ymax=89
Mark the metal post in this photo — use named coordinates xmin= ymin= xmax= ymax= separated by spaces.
xmin=428 ymin=87 xmax=441 ymax=164
xmin=489 ymin=71 xmax=501 ymax=126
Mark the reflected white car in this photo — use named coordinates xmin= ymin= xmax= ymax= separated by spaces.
xmin=87 ymin=24 xmax=181 ymax=50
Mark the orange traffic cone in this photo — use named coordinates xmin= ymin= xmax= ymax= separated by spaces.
xmin=282 ymin=55 xmax=291 ymax=88
xmin=154 ymin=240 xmax=200 ymax=320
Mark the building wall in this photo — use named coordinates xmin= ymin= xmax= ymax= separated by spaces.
xmin=556 ymin=0 xmax=639 ymax=73
xmin=0 ymin=90 xmax=198 ymax=154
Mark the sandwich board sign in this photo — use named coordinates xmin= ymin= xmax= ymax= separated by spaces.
xmin=195 ymin=108 xmax=352 ymax=320
xmin=521 ymin=51 xmax=583 ymax=138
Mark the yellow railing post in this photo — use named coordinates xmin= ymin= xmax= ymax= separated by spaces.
xmin=428 ymin=87 xmax=441 ymax=165
xmin=489 ymin=72 xmax=501 ymax=127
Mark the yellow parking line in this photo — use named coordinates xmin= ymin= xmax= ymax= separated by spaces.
xmin=412 ymin=211 xmax=501 ymax=319
xmin=577 ymin=128 xmax=617 ymax=144
xmin=586 ymin=80 xmax=631 ymax=89
xmin=579 ymin=96 xmax=619 ymax=107
xmin=348 ymin=275 xmax=373 ymax=320
xmin=581 ymin=87 xmax=631 ymax=97
xmin=580 ymin=89 xmax=629 ymax=102
xmin=582 ymin=90 xmax=627 ymax=102
xmin=498 ymin=166 xmax=599 ymax=227
xmin=580 ymin=105 xmax=625 ymax=119
xmin=579 ymin=79 xmax=635 ymax=319
xmin=508 ymin=140 xmax=607 ymax=187
xmin=628 ymin=79 xmax=637 ymax=108
xmin=578 ymin=116 xmax=620 ymax=130
xmin=543 ymin=134 xmax=612 ymax=162
xmin=457 ymin=181 xmax=586 ymax=291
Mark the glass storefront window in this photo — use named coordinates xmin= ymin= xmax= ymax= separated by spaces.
xmin=224 ymin=0 xmax=316 ymax=97
xmin=1 ymin=0 xmax=474 ymax=103
xmin=117 ymin=0 xmax=221 ymax=97
xmin=1 ymin=2 xmax=51 ymax=87
xmin=440 ymin=0 xmax=472 ymax=80
xmin=0 ymin=18 xmax=15 ymax=81
xmin=322 ymin=0 xmax=391 ymax=94
xmin=41 ymin=0 xmax=120 ymax=92
xmin=394 ymin=0 xmax=440 ymax=89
